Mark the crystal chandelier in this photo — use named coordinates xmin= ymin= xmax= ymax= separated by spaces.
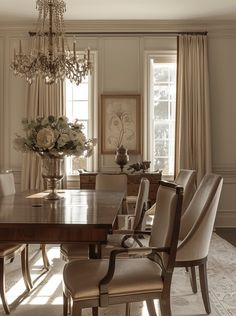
xmin=10 ymin=0 xmax=92 ymax=85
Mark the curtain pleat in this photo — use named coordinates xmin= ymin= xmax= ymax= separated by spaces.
xmin=175 ymin=35 xmax=212 ymax=184
xmin=21 ymin=77 xmax=65 ymax=191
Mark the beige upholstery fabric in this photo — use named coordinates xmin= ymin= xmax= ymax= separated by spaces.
xmin=131 ymin=178 xmax=149 ymax=230
xmin=107 ymin=178 xmax=149 ymax=247
xmin=126 ymin=195 xmax=137 ymax=214
xmin=63 ymin=258 xmax=163 ymax=301
xmin=0 ymin=175 xmax=26 ymax=253
xmin=149 ymin=185 xmax=178 ymax=251
xmin=60 ymin=244 xmax=88 ymax=261
xmin=61 ymin=178 xmax=149 ymax=260
xmin=63 ymin=181 xmax=183 ymax=314
xmin=96 ymin=173 xmax=127 ymax=217
xmin=0 ymin=173 xmax=16 ymax=196
xmin=175 ymin=169 xmax=196 ymax=214
xmin=95 ymin=174 xmax=127 ymax=195
xmin=177 ymin=174 xmax=223 ymax=262
xmin=61 ymin=174 xmax=127 ymax=261
xmin=144 ymin=169 xmax=196 ymax=229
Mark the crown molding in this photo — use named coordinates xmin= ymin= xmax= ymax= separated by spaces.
xmin=0 ymin=19 xmax=236 ymax=36
xmin=64 ymin=20 xmax=208 ymax=33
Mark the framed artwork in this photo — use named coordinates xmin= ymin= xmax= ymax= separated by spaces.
xmin=101 ymin=94 xmax=141 ymax=154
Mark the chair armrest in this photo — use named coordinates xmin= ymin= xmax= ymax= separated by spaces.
xmin=99 ymin=246 xmax=170 ymax=306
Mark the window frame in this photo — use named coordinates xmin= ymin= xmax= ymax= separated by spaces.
xmin=65 ymin=51 xmax=98 ymax=179
xmin=144 ymin=51 xmax=177 ymax=176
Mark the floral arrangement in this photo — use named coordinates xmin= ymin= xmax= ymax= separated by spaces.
xmin=13 ymin=115 xmax=96 ymax=157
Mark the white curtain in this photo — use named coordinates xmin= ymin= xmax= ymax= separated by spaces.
xmin=21 ymin=77 xmax=65 ymax=191
xmin=175 ymin=34 xmax=212 ymax=184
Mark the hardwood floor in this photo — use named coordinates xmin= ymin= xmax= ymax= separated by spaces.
xmin=216 ymin=228 xmax=236 ymax=247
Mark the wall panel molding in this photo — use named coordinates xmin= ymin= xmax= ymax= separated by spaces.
xmin=213 ymin=164 xmax=236 ymax=183
xmin=215 ymin=209 xmax=236 ymax=228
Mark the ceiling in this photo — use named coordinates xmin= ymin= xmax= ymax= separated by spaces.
xmin=1 ymin=0 xmax=236 ymax=23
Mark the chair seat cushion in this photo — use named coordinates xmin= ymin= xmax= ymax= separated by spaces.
xmin=0 ymin=243 xmax=25 ymax=257
xmin=60 ymin=244 xmax=89 ymax=260
xmin=63 ymin=258 xmax=163 ymax=301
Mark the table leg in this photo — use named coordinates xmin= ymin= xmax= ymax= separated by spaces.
xmin=89 ymin=244 xmax=102 ymax=259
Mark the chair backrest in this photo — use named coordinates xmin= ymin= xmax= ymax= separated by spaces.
xmin=149 ymin=181 xmax=183 ymax=271
xmin=177 ymin=173 xmax=223 ymax=262
xmin=0 ymin=173 xmax=16 ymax=196
xmin=175 ymin=169 xmax=197 ymax=214
xmin=95 ymin=174 xmax=127 ymax=196
xmin=132 ymin=177 xmax=150 ymax=230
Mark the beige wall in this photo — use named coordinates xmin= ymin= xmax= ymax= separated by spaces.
xmin=208 ymin=28 xmax=236 ymax=227
xmin=0 ymin=21 xmax=235 ymax=226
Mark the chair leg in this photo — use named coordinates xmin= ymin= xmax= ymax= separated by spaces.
xmin=71 ymin=302 xmax=82 ymax=316
xmin=159 ymin=298 xmax=171 ymax=316
xmin=199 ymin=262 xmax=211 ymax=314
xmin=189 ymin=266 xmax=197 ymax=293
xmin=0 ymin=257 xmax=10 ymax=314
xmin=146 ymin=300 xmax=157 ymax=316
xmin=63 ymin=292 xmax=68 ymax=316
xmin=92 ymin=306 xmax=98 ymax=316
xmin=21 ymin=246 xmax=33 ymax=290
xmin=41 ymin=244 xmax=50 ymax=270
xmin=125 ymin=303 xmax=131 ymax=316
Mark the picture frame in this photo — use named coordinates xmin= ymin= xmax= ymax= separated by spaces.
xmin=101 ymin=94 xmax=141 ymax=154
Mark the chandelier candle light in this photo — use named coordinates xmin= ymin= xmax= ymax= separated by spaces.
xmin=10 ymin=0 xmax=92 ymax=85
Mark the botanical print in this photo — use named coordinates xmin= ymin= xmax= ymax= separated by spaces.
xmin=102 ymin=96 xmax=140 ymax=153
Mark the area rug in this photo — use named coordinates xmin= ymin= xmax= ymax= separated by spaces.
xmin=1 ymin=233 xmax=236 ymax=316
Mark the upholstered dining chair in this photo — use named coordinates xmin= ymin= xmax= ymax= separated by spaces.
xmin=96 ymin=173 xmax=128 ymax=216
xmin=0 ymin=172 xmax=33 ymax=314
xmin=62 ymin=180 xmax=183 ymax=316
xmin=95 ymin=173 xmax=127 ymax=192
xmin=104 ymin=177 xmax=150 ymax=252
xmin=175 ymin=173 xmax=223 ymax=314
xmin=60 ymin=173 xmax=128 ymax=261
xmin=60 ymin=177 xmax=149 ymax=261
xmin=0 ymin=172 xmax=50 ymax=270
xmin=144 ymin=169 xmax=197 ymax=229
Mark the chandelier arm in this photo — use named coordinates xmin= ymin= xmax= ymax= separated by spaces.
xmin=10 ymin=0 xmax=92 ymax=86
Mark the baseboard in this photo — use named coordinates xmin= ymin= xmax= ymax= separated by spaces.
xmin=215 ymin=209 xmax=236 ymax=227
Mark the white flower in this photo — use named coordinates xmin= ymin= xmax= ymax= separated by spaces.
xmin=75 ymin=146 xmax=85 ymax=156
xmin=69 ymin=130 xmax=80 ymax=141
xmin=70 ymin=130 xmax=86 ymax=143
xmin=57 ymin=133 xmax=70 ymax=147
xmin=13 ymin=136 xmax=30 ymax=152
xmin=36 ymin=128 xmax=55 ymax=149
xmin=14 ymin=115 xmax=96 ymax=157
xmin=41 ymin=117 xmax=49 ymax=126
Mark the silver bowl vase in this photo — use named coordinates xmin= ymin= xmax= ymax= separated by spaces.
xmin=41 ymin=155 xmax=64 ymax=200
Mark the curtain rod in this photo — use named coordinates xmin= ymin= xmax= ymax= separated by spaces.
xmin=29 ymin=31 xmax=208 ymax=36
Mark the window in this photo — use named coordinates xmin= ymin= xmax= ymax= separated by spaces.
xmin=148 ymin=54 xmax=177 ymax=176
xmin=65 ymin=53 xmax=97 ymax=175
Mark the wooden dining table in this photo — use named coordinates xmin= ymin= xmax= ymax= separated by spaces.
xmin=0 ymin=189 xmax=124 ymax=258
